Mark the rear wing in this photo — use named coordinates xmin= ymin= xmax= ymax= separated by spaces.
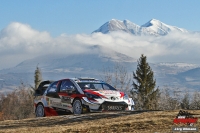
xmin=35 ymin=80 xmax=54 ymax=96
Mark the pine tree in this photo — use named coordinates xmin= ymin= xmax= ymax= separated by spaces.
xmin=132 ymin=54 xmax=159 ymax=110
xmin=34 ymin=66 xmax=42 ymax=90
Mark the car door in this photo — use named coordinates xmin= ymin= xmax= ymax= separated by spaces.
xmin=58 ymin=79 xmax=77 ymax=112
xmin=45 ymin=81 xmax=64 ymax=112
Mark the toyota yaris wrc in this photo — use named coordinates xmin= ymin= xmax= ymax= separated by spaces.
xmin=34 ymin=78 xmax=134 ymax=117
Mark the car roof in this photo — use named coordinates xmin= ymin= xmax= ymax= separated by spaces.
xmin=55 ymin=77 xmax=105 ymax=83
xmin=72 ymin=77 xmax=105 ymax=83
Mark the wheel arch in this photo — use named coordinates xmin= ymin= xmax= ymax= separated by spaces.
xmin=35 ymin=102 xmax=44 ymax=111
xmin=72 ymin=97 xmax=82 ymax=104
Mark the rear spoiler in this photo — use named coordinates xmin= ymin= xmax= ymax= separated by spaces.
xmin=35 ymin=80 xmax=54 ymax=96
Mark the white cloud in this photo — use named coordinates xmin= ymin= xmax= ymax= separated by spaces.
xmin=0 ymin=22 xmax=200 ymax=69
xmin=75 ymin=31 xmax=200 ymax=63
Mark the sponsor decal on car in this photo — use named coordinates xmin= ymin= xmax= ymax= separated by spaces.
xmin=110 ymin=97 xmax=119 ymax=100
xmin=51 ymin=101 xmax=62 ymax=107
xmin=62 ymin=104 xmax=72 ymax=108
xmin=107 ymin=106 xmax=123 ymax=110
xmin=61 ymin=96 xmax=71 ymax=103
xmin=99 ymin=90 xmax=118 ymax=95
xmin=46 ymin=97 xmax=49 ymax=101
xmin=46 ymin=97 xmax=51 ymax=105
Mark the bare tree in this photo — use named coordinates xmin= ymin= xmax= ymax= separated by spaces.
xmin=158 ymin=87 xmax=181 ymax=110
xmin=190 ymin=91 xmax=200 ymax=109
xmin=0 ymin=82 xmax=34 ymax=120
xmin=181 ymin=92 xmax=190 ymax=109
xmin=101 ymin=63 xmax=131 ymax=95
xmin=0 ymin=67 xmax=43 ymax=120
xmin=101 ymin=66 xmax=113 ymax=85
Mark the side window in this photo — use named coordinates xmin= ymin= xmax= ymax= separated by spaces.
xmin=78 ymin=83 xmax=90 ymax=90
xmin=60 ymin=80 xmax=76 ymax=92
xmin=93 ymin=84 xmax=103 ymax=90
xmin=103 ymin=84 xmax=110 ymax=90
xmin=103 ymin=84 xmax=116 ymax=90
xmin=47 ymin=81 xmax=58 ymax=93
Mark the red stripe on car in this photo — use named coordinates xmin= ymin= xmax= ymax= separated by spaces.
xmin=84 ymin=89 xmax=107 ymax=98
xmin=120 ymin=92 xmax=125 ymax=98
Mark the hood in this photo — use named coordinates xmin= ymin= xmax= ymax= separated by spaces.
xmin=84 ymin=89 xmax=125 ymax=99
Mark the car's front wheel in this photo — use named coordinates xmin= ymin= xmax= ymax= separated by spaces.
xmin=36 ymin=104 xmax=45 ymax=117
xmin=131 ymin=105 xmax=134 ymax=111
xmin=73 ymin=99 xmax=83 ymax=115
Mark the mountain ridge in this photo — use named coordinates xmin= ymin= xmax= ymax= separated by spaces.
xmin=93 ymin=18 xmax=188 ymax=36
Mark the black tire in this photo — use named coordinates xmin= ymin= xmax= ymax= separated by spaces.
xmin=35 ymin=104 xmax=45 ymax=117
xmin=131 ymin=105 xmax=134 ymax=111
xmin=73 ymin=99 xmax=83 ymax=115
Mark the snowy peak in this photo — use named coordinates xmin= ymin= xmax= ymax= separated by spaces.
xmin=93 ymin=19 xmax=189 ymax=36
xmin=141 ymin=18 xmax=188 ymax=35
xmin=93 ymin=19 xmax=130 ymax=34
xmin=123 ymin=20 xmax=140 ymax=35
xmin=141 ymin=19 xmax=171 ymax=35
xmin=141 ymin=19 xmax=163 ymax=27
xmin=108 ymin=19 xmax=129 ymax=32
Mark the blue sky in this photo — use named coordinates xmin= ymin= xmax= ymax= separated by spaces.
xmin=0 ymin=0 xmax=200 ymax=37
xmin=1 ymin=0 xmax=200 ymax=69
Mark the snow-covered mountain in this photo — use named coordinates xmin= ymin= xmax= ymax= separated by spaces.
xmin=0 ymin=45 xmax=137 ymax=91
xmin=0 ymin=19 xmax=199 ymax=92
xmin=3 ymin=45 xmax=136 ymax=73
xmin=93 ymin=19 xmax=188 ymax=36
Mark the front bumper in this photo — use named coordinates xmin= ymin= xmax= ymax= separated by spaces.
xmin=82 ymin=97 xmax=128 ymax=112
xmin=101 ymin=101 xmax=128 ymax=111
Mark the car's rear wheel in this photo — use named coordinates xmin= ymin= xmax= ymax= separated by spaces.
xmin=73 ymin=99 xmax=83 ymax=115
xmin=36 ymin=104 xmax=45 ymax=117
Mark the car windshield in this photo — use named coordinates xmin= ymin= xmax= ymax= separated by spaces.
xmin=78 ymin=83 xmax=116 ymax=91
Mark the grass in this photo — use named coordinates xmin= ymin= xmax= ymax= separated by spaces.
xmin=0 ymin=110 xmax=199 ymax=133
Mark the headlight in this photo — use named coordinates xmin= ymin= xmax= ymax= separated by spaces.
xmin=123 ymin=93 xmax=129 ymax=100
xmin=85 ymin=93 xmax=102 ymax=99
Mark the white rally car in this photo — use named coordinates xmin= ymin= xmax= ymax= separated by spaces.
xmin=34 ymin=78 xmax=134 ymax=117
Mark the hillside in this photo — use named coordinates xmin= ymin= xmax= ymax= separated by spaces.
xmin=0 ymin=45 xmax=137 ymax=92
xmin=0 ymin=110 xmax=199 ymax=133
